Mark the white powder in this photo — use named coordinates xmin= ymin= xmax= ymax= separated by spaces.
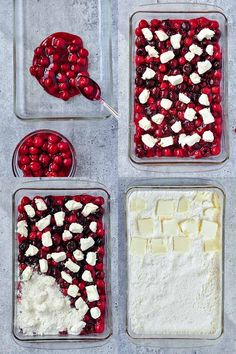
xmin=128 ymin=243 xmax=222 ymax=337
xmin=17 ymin=273 xmax=86 ymax=336
xmin=127 ymin=188 xmax=223 ymax=338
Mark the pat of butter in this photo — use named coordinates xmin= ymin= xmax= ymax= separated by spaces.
xmin=130 ymin=198 xmax=146 ymax=212
xmin=156 ymin=200 xmax=175 ymax=216
xmin=162 ymin=219 xmax=180 ymax=236
xmin=194 ymin=191 xmax=212 ymax=203
xmin=204 ymin=239 xmax=221 ymax=252
xmin=204 ymin=208 xmax=219 ymax=221
xmin=178 ymin=198 xmax=190 ymax=213
xmin=213 ymin=192 xmax=221 ymax=208
xmin=200 ymin=220 xmax=218 ymax=239
xmin=137 ymin=218 xmax=153 ymax=235
xmin=173 ymin=237 xmax=192 ymax=252
xmin=130 ymin=237 xmax=147 ymax=255
xmin=180 ymin=219 xmax=199 ymax=237
xmin=150 ymin=239 xmax=167 ymax=254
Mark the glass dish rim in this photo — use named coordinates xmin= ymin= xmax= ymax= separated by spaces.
xmin=128 ymin=3 xmax=229 ymax=166
xmin=12 ymin=129 xmax=77 ymax=177
xmin=125 ymin=182 xmax=225 ymax=343
xmin=13 ymin=0 xmax=113 ymax=121
xmin=12 ymin=183 xmax=113 ymax=343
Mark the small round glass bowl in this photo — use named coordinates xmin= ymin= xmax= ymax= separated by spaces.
xmin=12 ymin=129 xmax=77 ymax=177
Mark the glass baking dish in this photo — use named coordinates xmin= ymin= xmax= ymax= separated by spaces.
xmin=129 ymin=3 xmax=229 ymax=168
xmin=14 ymin=0 xmax=112 ymax=120
xmin=125 ymin=181 xmax=225 ymax=347
xmin=12 ymin=179 xmax=112 ymax=348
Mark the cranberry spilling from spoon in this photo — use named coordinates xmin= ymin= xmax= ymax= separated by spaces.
xmin=30 ymin=32 xmax=90 ymax=101
xmin=76 ymin=75 xmax=118 ymax=118
xmin=13 ymin=130 xmax=76 ymax=177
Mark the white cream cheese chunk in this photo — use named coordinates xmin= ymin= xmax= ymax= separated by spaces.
xmin=51 ymin=251 xmax=66 ymax=262
xmin=90 ymin=307 xmax=101 ymax=319
xmin=155 ymin=30 xmax=169 ymax=41
xmin=151 ymin=113 xmax=164 ymax=125
xmin=160 ymin=98 xmax=172 ymax=110
xmin=82 ymin=270 xmax=93 ymax=282
xmin=86 ymin=252 xmax=97 ymax=266
xmin=141 ymin=134 xmax=157 ymax=148
xmin=190 ymin=72 xmax=201 ymax=84
xmin=21 ymin=266 xmax=33 ymax=281
xmin=167 ymin=75 xmax=183 ymax=86
xmin=206 ymin=44 xmax=214 ymax=56
xmin=185 ymin=133 xmax=201 ymax=147
xmin=199 ymin=93 xmax=210 ymax=106
xmin=61 ymin=271 xmax=73 ymax=284
xmin=75 ymin=297 xmax=89 ymax=316
xmin=203 ymin=130 xmax=214 ymax=142
xmin=171 ymin=121 xmax=182 ymax=133
xmin=189 ymin=44 xmax=203 ymax=56
xmin=73 ymin=249 xmax=84 ymax=261
xmin=35 ymin=198 xmax=47 ymax=211
xmin=170 ymin=33 xmax=182 ymax=49
xmin=25 ymin=245 xmax=39 ymax=257
xmin=80 ymin=237 xmax=95 ymax=251
xmin=42 ymin=231 xmax=53 ymax=247
xmin=65 ymin=259 xmax=80 ymax=273
xmin=86 ymin=285 xmax=100 ymax=302
xmin=199 ymin=108 xmax=215 ymax=124
xmin=160 ymin=50 xmax=175 ymax=64
xmin=159 ymin=136 xmax=174 ymax=148
xmin=142 ymin=28 xmax=153 ymax=41
xmin=184 ymin=108 xmax=197 ymax=121
xmin=69 ymin=222 xmax=83 ymax=233
xmin=54 ymin=211 xmax=65 ymax=227
xmin=142 ymin=67 xmax=156 ymax=80
xmin=17 ymin=220 xmax=28 ymax=237
xmin=139 ymin=89 xmax=150 ymax=104
xmin=62 ymin=230 xmax=73 ymax=241
xmin=65 ymin=200 xmax=83 ymax=211
xmin=185 ymin=51 xmax=195 ymax=62
xmin=179 ymin=93 xmax=191 ymax=104
xmin=67 ymin=284 xmax=79 ymax=298
xmin=197 ymin=28 xmax=215 ymax=41
xmin=197 ymin=60 xmax=212 ymax=75
xmin=89 ymin=221 xmax=97 ymax=233
xmin=36 ymin=215 xmax=51 ymax=231
xmin=138 ymin=117 xmax=151 ymax=131
xmin=24 ymin=205 xmax=35 ymax=218
xmin=145 ymin=45 xmax=159 ymax=58
xmin=39 ymin=259 xmax=48 ymax=273
xmin=82 ymin=203 xmax=99 ymax=217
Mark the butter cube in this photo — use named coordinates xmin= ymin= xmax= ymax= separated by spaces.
xmin=200 ymin=220 xmax=218 ymax=239
xmin=162 ymin=219 xmax=180 ymax=236
xmin=194 ymin=191 xmax=213 ymax=203
xmin=204 ymin=239 xmax=221 ymax=252
xmin=137 ymin=218 xmax=153 ymax=236
xmin=156 ymin=200 xmax=175 ymax=216
xmin=180 ymin=219 xmax=199 ymax=237
xmin=178 ymin=198 xmax=190 ymax=213
xmin=130 ymin=237 xmax=147 ymax=255
xmin=150 ymin=239 xmax=167 ymax=254
xmin=130 ymin=198 xmax=146 ymax=212
xmin=173 ymin=237 xmax=192 ymax=252
xmin=213 ymin=192 xmax=221 ymax=208
xmin=204 ymin=208 xmax=219 ymax=221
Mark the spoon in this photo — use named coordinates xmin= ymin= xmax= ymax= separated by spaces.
xmin=76 ymin=75 xmax=118 ymax=118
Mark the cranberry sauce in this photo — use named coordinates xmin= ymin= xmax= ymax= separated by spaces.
xmin=77 ymin=76 xmax=101 ymax=101
xmin=134 ymin=18 xmax=222 ymax=159
xmin=30 ymin=32 xmax=90 ymax=101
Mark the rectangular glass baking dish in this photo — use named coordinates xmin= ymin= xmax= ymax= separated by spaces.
xmin=12 ymin=179 xmax=112 ymax=348
xmin=125 ymin=180 xmax=225 ymax=347
xmin=129 ymin=3 xmax=229 ymax=168
xmin=14 ymin=0 xmax=112 ymax=120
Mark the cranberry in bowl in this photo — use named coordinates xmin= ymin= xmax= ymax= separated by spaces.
xmin=129 ymin=5 xmax=228 ymax=167
xmin=12 ymin=130 xmax=76 ymax=177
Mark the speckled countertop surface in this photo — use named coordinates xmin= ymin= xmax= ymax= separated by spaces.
xmin=1 ymin=0 xmax=236 ymax=353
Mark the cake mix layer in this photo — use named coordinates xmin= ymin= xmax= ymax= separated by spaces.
xmin=127 ymin=188 xmax=223 ymax=338
xmin=133 ymin=18 xmax=222 ymax=159
xmin=16 ymin=194 xmax=106 ymax=336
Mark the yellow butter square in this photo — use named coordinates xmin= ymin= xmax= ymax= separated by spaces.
xmin=162 ymin=219 xmax=180 ymax=236
xmin=173 ymin=237 xmax=192 ymax=252
xmin=200 ymin=220 xmax=218 ymax=239
xmin=130 ymin=198 xmax=146 ymax=212
xmin=150 ymin=239 xmax=168 ymax=254
xmin=180 ymin=219 xmax=199 ymax=237
xmin=204 ymin=239 xmax=221 ymax=252
xmin=156 ymin=200 xmax=175 ymax=217
xmin=130 ymin=237 xmax=147 ymax=255
xmin=137 ymin=218 xmax=153 ymax=236
xmin=178 ymin=197 xmax=190 ymax=213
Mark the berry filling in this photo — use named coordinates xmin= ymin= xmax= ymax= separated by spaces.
xmin=133 ymin=17 xmax=222 ymax=159
xmin=30 ymin=32 xmax=89 ymax=101
xmin=16 ymin=194 xmax=106 ymax=336
xmin=15 ymin=130 xmax=75 ymax=177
